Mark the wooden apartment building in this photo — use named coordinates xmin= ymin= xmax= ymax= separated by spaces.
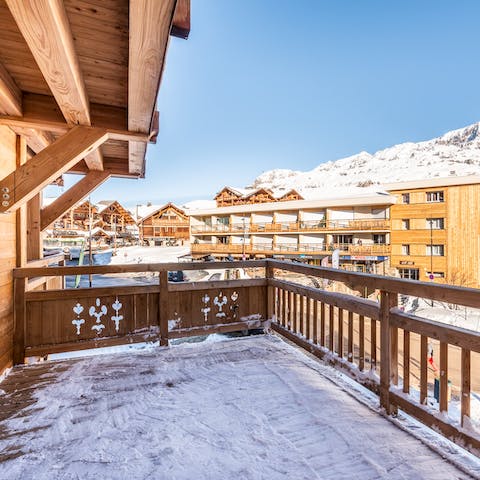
xmin=386 ymin=176 xmax=480 ymax=286
xmin=138 ymin=203 xmax=189 ymax=245
xmin=192 ymin=176 xmax=480 ymax=287
xmin=191 ymin=193 xmax=393 ymax=273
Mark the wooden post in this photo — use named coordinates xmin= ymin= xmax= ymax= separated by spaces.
xmin=403 ymin=330 xmax=410 ymax=394
xmin=359 ymin=315 xmax=365 ymax=371
xmin=13 ymin=277 xmax=26 ymax=365
xmin=379 ymin=290 xmax=397 ymax=414
xmin=158 ymin=270 xmax=169 ymax=346
xmin=347 ymin=311 xmax=353 ymax=363
xmin=439 ymin=341 xmax=448 ymax=413
xmin=461 ymin=348 xmax=471 ymax=427
xmin=266 ymin=264 xmax=274 ymax=322
xmin=27 ymin=193 xmax=42 ymax=261
xmin=420 ymin=335 xmax=428 ymax=404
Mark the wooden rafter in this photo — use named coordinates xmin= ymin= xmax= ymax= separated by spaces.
xmin=5 ymin=0 xmax=105 ymax=171
xmin=128 ymin=0 xmax=176 ymax=173
xmin=0 ymin=126 xmax=108 ymax=213
xmin=40 ymin=170 xmax=111 ymax=231
xmin=5 ymin=0 xmax=90 ymax=126
xmin=171 ymin=0 xmax=190 ymax=39
xmin=0 ymin=62 xmax=22 ymax=116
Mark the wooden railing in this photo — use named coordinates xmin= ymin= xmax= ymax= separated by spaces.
xmin=11 ymin=258 xmax=480 ymax=453
xmin=13 ymin=260 xmax=269 ymax=361
xmin=191 ymin=242 xmax=391 ymax=256
xmin=190 ymin=218 xmax=390 ymax=234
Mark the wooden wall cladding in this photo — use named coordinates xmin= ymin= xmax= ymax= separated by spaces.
xmin=0 ymin=126 xmax=17 ymax=373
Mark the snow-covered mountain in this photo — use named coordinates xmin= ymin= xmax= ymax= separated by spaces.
xmin=250 ymin=123 xmax=480 ymax=197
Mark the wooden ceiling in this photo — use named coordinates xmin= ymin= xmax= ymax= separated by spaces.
xmin=0 ymin=0 xmax=190 ymax=179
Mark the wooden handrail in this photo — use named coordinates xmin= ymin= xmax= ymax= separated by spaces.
xmin=13 ymin=259 xmax=268 ymax=278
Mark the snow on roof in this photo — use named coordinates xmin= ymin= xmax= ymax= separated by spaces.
xmin=382 ymin=175 xmax=480 ymax=191
xmin=183 ymin=199 xmax=217 ymax=211
xmin=190 ymin=191 xmax=395 ymax=216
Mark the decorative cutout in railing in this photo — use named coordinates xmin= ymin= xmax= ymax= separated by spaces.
xmin=71 ymin=297 xmax=124 ymax=336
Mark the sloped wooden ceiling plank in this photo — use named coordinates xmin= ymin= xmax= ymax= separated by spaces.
xmin=128 ymin=0 xmax=176 ymax=174
xmin=171 ymin=0 xmax=190 ymax=39
xmin=5 ymin=0 xmax=91 ymax=126
xmin=5 ymin=0 xmax=106 ymax=171
xmin=40 ymin=170 xmax=111 ymax=230
xmin=0 ymin=61 xmax=21 ymax=116
xmin=0 ymin=126 xmax=109 ymax=213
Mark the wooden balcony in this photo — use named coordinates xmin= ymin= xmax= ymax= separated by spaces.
xmin=10 ymin=259 xmax=480 ymax=455
xmin=190 ymin=218 xmax=390 ymax=234
xmin=191 ymin=242 xmax=391 ymax=256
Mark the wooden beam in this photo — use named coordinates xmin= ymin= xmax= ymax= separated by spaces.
xmin=40 ymin=170 xmax=111 ymax=230
xmin=171 ymin=0 xmax=190 ymax=39
xmin=15 ymin=135 xmax=27 ymax=267
xmin=0 ymin=62 xmax=22 ymax=116
xmin=6 ymin=0 xmax=90 ymax=125
xmin=10 ymin=126 xmax=55 ymax=153
xmin=27 ymin=193 xmax=42 ymax=261
xmin=128 ymin=141 xmax=147 ymax=176
xmin=84 ymin=149 xmax=104 ymax=171
xmin=0 ymin=93 xmax=151 ymax=142
xmin=128 ymin=0 xmax=176 ymax=135
xmin=0 ymin=126 xmax=109 ymax=213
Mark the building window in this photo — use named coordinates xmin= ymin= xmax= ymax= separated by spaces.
xmin=333 ymin=234 xmax=353 ymax=244
xmin=373 ymin=234 xmax=386 ymax=244
xmin=426 ymin=191 xmax=444 ymax=203
xmin=399 ymin=268 xmax=419 ymax=280
xmin=426 ymin=244 xmax=444 ymax=256
xmin=401 ymin=193 xmax=410 ymax=204
xmin=427 ymin=271 xmax=445 ymax=278
xmin=401 ymin=219 xmax=410 ymax=230
xmin=401 ymin=244 xmax=410 ymax=255
xmin=426 ymin=218 xmax=444 ymax=229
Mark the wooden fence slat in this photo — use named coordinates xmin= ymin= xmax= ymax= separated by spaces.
xmin=403 ymin=330 xmax=410 ymax=394
xmin=338 ymin=308 xmax=344 ymax=358
xmin=420 ymin=335 xmax=428 ymax=405
xmin=299 ymin=295 xmax=305 ymax=337
xmin=13 ymin=278 xmax=26 ymax=365
xmin=380 ymin=291 xmax=397 ymax=413
xmin=348 ymin=311 xmax=353 ymax=363
xmin=461 ymin=348 xmax=471 ymax=427
xmin=371 ymin=318 xmax=377 ymax=370
xmin=312 ymin=300 xmax=318 ymax=344
xmin=158 ymin=271 xmax=169 ymax=346
xmin=439 ymin=342 xmax=448 ymax=412
xmin=320 ymin=302 xmax=325 ymax=347
xmin=359 ymin=315 xmax=365 ymax=371
xmin=329 ymin=306 xmax=334 ymax=352
xmin=306 ymin=297 xmax=312 ymax=341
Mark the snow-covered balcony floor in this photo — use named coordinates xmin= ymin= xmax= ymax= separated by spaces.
xmin=0 ymin=335 xmax=477 ymax=479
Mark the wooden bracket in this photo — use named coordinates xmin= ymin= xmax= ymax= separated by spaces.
xmin=40 ymin=170 xmax=111 ymax=230
xmin=0 ymin=126 xmax=109 ymax=213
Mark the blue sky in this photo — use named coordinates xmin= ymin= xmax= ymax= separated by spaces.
xmin=48 ymin=0 xmax=480 ymax=207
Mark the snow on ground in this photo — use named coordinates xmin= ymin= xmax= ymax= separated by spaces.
xmin=1 ymin=335 xmax=479 ymax=480
xmin=110 ymin=245 xmax=191 ymax=265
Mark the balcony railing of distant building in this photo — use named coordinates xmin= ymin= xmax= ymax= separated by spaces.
xmin=190 ymin=218 xmax=390 ymax=234
xmin=191 ymin=242 xmax=391 ymax=256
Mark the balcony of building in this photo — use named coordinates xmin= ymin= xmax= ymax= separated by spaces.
xmin=191 ymin=242 xmax=391 ymax=257
xmin=2 ymin=258 xmax=480 ymax=476
xmin=190 ymin=218 xmax=390 ymax=235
